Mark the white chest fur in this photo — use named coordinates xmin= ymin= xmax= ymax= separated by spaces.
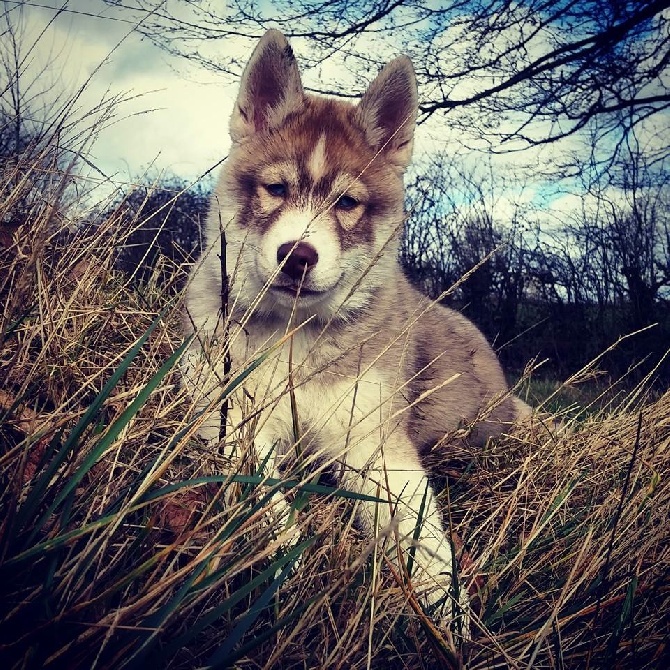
xmin=226 ymin=322 xmax=400 ymax=466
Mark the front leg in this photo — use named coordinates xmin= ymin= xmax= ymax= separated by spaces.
xmin=225 ymin=397 xmax=304 ymax=555
xmin=182 ymin=355 xmax=299 ymax=547
xmin=342 ymin=434 xmax=469 ymax=629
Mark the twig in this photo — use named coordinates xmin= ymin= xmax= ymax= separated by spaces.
xmin=219 ymin=227 xmax=231 ymax=443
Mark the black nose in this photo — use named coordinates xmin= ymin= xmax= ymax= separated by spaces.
xmin=277 ymin=241 xmax=319 ymax=281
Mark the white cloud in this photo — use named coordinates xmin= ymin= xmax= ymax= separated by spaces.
xmin=17 ymin=0 xmax=238 ymax=196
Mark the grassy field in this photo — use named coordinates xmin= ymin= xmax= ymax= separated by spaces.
xmin=1 ymin=143 xmax=669 ymax=669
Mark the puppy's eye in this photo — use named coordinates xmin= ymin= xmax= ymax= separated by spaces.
xmin=265 ymin=183 xmax=286 ymax=197
xmin=336 ymin=194 xmax=358 ymax=211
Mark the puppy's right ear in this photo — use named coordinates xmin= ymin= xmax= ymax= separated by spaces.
xmin=230 ymin=30 xmax=304 ymax=143
xmin=354 ymin=56 xmax=417 ymax=170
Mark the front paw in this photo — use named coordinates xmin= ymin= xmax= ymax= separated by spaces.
xmin=409 ymin=563 xmax=470 ymax=637
xmin=426 ymin=575 xmax=471 ymax=640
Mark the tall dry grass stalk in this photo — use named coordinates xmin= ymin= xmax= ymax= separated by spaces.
xmin=1 ymin=106 xmax=669 ymax=670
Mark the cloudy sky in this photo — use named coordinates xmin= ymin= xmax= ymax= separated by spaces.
xmin=17 ymin=0 xmax=238 ymax=199
xmin=11 ymin=0 xmax=664 ymax=222
xmin=17 ymin=1 xmax=539 ymax=194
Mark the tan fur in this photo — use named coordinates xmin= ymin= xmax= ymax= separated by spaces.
xmin=183 ymin=29 xmax=527 ymax=627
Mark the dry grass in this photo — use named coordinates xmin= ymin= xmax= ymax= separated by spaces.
xmin=1 ymin=142 xmax=669 ymax=670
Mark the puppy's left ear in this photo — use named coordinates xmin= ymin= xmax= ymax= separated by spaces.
xmin=355 ymin=57 xmax=418 ymax=169
xmin=230 ymin=29 xmax=304 ymax=143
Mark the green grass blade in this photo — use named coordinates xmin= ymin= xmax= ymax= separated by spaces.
xmin=59 ymin=311 xmax=166 ymax=456
xmin=21 ymin=312 xmax=168 ymax=544
xmin=4 ymin=428 xmax=64 ymax=547
xmin=539 ymin=479 xmax=578 ymax=526
xmin=206 ymin=540 xmax=309 ymax=667
xmin=605 ymin=572 xmax=638 ymax=661
xmin=484 ymin=590 xmax=526 ymax=626
xmin=219 ymin=594 xmax=321 ymax=668
xmin=139 ymin=474 xmax=385 ymax=504
xmin=158 ymin=537 xmax=317 ymax=659
xmin=121 ymin=487 xmax=291 ymax=665
xmin=25 ymin=332 xmax=190 ymax=546
xmin=407 ymin=481 xmax=430 ymax=578
xmin=4 ymin=509 xmax=131 ymax=566
xmin=16 ymin=470 xmax=379 ymax=533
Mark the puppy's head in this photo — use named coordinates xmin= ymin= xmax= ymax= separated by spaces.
xmin=216 ymin=30 xmax=418 ymax=323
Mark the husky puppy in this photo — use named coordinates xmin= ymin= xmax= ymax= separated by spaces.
xmin=183 ymin=29 xmax=528 ymax=624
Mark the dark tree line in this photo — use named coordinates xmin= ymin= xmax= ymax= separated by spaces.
xmin=110 ymin=178 xmax=208 ymax=290
xmin=402 ymin=149 xmax=670 ymax=380
xmin=111 ymin=142 xmax=669 ymax=383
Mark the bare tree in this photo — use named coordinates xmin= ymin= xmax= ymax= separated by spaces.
xmin=0 ymin=1 xmax=139 ymax=251
xmin=534 ymin=133 xmax=670 ymax=375
xmin=596 ymin=158 xmax=670 ymax=329
xmin=402 ymin=153 xmax=539 ymax=348
xmin=0 ymin=1 xmax=71 ymax=155
xmin=100 ymin=0 xmax=670 ymax=162
xmin=0 ymin=1 xmax=71 ymax=244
